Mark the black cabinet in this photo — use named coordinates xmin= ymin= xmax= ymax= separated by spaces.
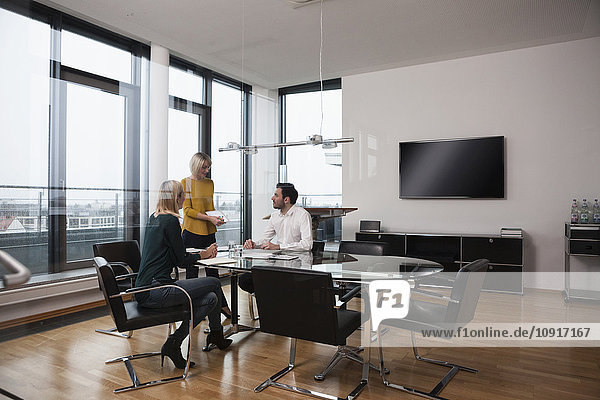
xmin=355 ymin=230 xmax=523 ymax=294
xmin=564 ymin=223 xmax=600 ymax=301
xmin=355 ymin=232 xmax=406 ymax=256
xmin=406 ymin=235 xmax=461 ymax=271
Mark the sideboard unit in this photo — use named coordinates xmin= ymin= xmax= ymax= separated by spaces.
xmin=356 ymin=231 xmax=523 ymax=294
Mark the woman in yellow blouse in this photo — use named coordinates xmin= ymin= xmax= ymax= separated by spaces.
xmin=181 ymin=152 xmax=232 ymax=318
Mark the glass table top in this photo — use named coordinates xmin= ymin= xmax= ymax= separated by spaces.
xmin=205 ymin=250 xmax=443 ymax=282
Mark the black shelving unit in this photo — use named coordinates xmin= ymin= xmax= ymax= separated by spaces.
xmin=563 ymin=223 xmax=600 ymax=302
xmin=356 ymin=230 xmax=524 ymax=294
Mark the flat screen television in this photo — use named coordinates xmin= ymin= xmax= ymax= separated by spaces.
xmin=399 ymin=136 xmax=504 ymax=199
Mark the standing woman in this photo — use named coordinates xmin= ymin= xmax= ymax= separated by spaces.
xmin=181 ymin=152 xmax=232 ymax=319
xmin=135 ymin=180 xmax=232 ymax=369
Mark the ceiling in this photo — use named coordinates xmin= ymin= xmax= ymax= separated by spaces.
xmin=38 ymin=0 xmax=600 ymax=89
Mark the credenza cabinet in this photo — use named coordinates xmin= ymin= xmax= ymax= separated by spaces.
xmin=563 ymin=223 xmax=600 ymax=302
xmin=356 ymin=231 xmax=523 ymax=294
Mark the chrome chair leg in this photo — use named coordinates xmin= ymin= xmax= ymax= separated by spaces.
xmin=248 ymin=292 xmax=259 ymax=321
xmin=95 ymin=327 xmax=133 ymax=338
xmin=256 ymin=338 xmax=366 ymax=400
xmin=377 ymin=328 xmax=478 ymax=400
xmin=314 ymin=345 xmax=385 ymax=381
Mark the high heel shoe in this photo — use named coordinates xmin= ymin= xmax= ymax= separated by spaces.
xmin=160 ymin=336 xmax=195 ymax=369
xmin=221 ymin=307 xmax=232 ymax=320
xmin=206 ymin=328 xmax=233 ymax=350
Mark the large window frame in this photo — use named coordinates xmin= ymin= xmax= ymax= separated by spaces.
xmin=278 ymin=78 xmax=342 ymax=241
xmin=0 ymin=0 xmax=148 ymax=273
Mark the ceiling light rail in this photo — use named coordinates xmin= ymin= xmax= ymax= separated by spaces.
xmin=219 ymin=135 xmax=354 ymax=155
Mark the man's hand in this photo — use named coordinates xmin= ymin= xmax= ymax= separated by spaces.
xmin=200 ymin=243 xmax=218 ymax=259
xmin=260 ymin=242 xmax=280 ymax=250
xmin=244 ymin=239 xmax=255 ymax=249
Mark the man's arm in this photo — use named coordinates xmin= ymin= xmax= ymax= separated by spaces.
xmin=254 ymin=214 xmax=277 ymax=248
xmin=278 ymin=210 xmax=313 ymax=251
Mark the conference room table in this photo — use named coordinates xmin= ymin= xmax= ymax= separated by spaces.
xmin=198 ymin=249 xmax=443 ymax=390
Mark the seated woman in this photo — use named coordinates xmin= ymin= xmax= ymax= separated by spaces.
xmin=135 ymin=180 xmax=232 ymax=369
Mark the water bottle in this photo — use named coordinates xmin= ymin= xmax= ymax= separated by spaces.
xmin=593 ymin=198 xmax=600 ymax=224
xmin=228 ymin=241 xmax=236 ymax=258
xmin=570 ymin=199 xmax=580 ymax=224
xmin=580 ymin=198 xmax=590 ymax=224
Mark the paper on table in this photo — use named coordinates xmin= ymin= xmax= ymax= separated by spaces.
xmin=198 ymin=257 xmax=238 ymax=266
xmin=186 ymin=248 xmax=202 ymax=253
xmin=206 ymin=210 xmax=229 ymax=222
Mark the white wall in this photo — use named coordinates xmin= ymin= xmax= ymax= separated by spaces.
xmin=342 ymin=38 xmax=600 ymax=290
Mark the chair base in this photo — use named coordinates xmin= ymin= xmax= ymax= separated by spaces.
xmin=255 ymin=338 xmax=367 ymax=400
xmin=95 ymin=327 xmax=133 ymax=338
xmin=314 ymin=345 xmax=387 ymax=381
xmin=105 ymin=351 xmax=189 ymax=393
xmin=378 ymin=331 xmax=477 ymax=400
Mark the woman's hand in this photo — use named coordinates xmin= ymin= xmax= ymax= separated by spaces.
xmin=208 ymin=215 xmax=225 ymax=227
xmin=200 ymin=243 xmax=218 ymax=259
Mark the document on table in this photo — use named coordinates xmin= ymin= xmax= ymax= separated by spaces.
xmin=198 ymin=257 xmax=238 ymax=266
xmin=241 ymin=250 xmax=298 ymax=261
xmin=206 ymin=210 xmax=229 ymax=222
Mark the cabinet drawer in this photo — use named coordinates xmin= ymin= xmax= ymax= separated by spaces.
xmin=355 ymin=233 xmax=406 ymax=256
xmin=482 ymin=264 xmax=523 ymax=293
xmin=462 ymin=237 xmax=522 ymax=265
xmin=565 ymin=224 xmax=600 ymax=240
xmin=568 ymin=240 xmax=600 ymax=256
xmin=406 ymin=235 xmax=460 ymax=265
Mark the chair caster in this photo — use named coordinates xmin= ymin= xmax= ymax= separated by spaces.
xmin=383 ymin=367 xmax=390 ymax=374
xmin=314 ymin=374 xmax=324 ymax=381
xmin=202 ymin=343 xmax=216 ymax=352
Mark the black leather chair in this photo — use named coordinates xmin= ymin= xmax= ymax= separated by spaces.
xmin=93 ymin=240 xmax=142 ymax=337
xmin=376 ymin=259 xmax=489 ymax=400
xmin=312 ymin=240 xmax=325 ymax=254
xmin=94 ymin=256 xmax=193 ymax=393
xmin=313 ymin=240 xmax=391 ymax=381
xmin=251 ymin=266 xmax=367 ymax=400
xmin=338 ymin=240 xmax=389 ymax=256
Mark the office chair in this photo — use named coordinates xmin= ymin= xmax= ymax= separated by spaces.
xmin=338 ymin=240 xmax=389 ymax=256
xmin=93 ymin=240 xmax=142 ymax=338
xmin=251 ymin=266 xmax=367 ymax=400
xmin=94 ymin=257 xmax=193 ymax=393
xmin=313 ymin=240 xmax=391 ymax=381
xmin=375 ymin=259 xmax=488 ymax=400
xmin=312 ymin=240 xmax=325 ymax=254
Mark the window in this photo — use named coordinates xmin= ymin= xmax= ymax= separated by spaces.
xmin=211 ymin=80 xmax=244 ymax=245
xmin=280 ymin=79 xmax=342 ymax=241
xmin=0 ymin=3 xmax=147 ymax=275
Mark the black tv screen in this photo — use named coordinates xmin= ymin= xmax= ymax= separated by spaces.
xmin=399 ymin=136 xmax=504 ymax=198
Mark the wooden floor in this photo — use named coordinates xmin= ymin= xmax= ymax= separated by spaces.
xmin=1 ymin=287 xmax=599 ymax=400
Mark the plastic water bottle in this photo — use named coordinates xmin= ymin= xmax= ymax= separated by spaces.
xmin=580 ymin=199 xmax=590 ymax=224
xmin=593 ymin=199 xmax=600 ymax=224
xmin=228 ymin=241 xmax=236 ymax=258
xmin=570 ymin=199 xmax=580 ymax=224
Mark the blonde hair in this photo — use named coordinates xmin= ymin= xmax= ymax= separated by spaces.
xmin=189 ymin=152 xmax=212 ymax=178
xmin=154 ymin=180 xmax=184 ymax=217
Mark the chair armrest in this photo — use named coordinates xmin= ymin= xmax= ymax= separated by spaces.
xmin=115 ymin=272 xmax=138 ymax=281
xmin=411 ymin=288 xmax=459 ymax=304
xmin=109 ymin=261 xmax=134 ymax=275
xmin=339 ymin=285 xmax=361 ymax=304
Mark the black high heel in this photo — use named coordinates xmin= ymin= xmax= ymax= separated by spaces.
xmin=221 ymin=307 xmax=232 ymax=320
xmin=206 ymin=328 xmax=233 ymax=350
xmin=161 ymin=336 xmax=195 ymax=369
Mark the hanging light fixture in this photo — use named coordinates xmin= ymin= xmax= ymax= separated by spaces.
xmin=219 ymin=0 xmax=353 ymax=155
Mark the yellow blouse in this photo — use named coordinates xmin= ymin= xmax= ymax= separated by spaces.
xmin=181 ymin=177 xmax=217 ymax=236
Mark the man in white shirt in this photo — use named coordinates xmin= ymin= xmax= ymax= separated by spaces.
xmin=240 ymin=183 xmax=313 ymax=293
xmin=244 ymin=183 xmax=313 ymax=251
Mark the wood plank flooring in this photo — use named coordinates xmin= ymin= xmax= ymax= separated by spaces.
xmin=1 ymin=287 xmax=599 ymax=399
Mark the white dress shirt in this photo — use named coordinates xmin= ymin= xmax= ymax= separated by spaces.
xmin=255 ymin=204 xmax=313 ymax=251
